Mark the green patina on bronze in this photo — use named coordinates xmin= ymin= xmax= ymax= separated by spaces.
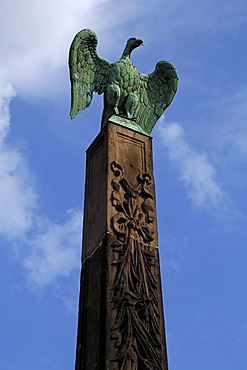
xmin=69 ymin=29 xmax=179 ymax=134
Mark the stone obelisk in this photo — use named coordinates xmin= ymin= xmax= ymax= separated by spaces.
xmin=74 ymin=116 xmax=169 ymax=369
xmin=68 ymin=28 xmax=178 ymax=370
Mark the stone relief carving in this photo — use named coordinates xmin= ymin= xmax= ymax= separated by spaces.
xmin=110 ymin=161 xmax=162 ymax=370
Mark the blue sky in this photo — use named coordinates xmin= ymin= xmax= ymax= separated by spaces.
xmin=0 ymin=0 xmax=246 ymax=369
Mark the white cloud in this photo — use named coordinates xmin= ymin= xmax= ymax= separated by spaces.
xmin=0 ymin=78 xmax=37 ymax=239
xmin=0 ymin=0 xmax=111 ymax=98
xmin=0 ymin=81 xmax=82 ymax=282
xmin=0 ymin=148 xmax=37 ymax=239
xmin=159 ymin=122 xmax=227 ymax=210
xmin=0 ymin=74 xmax=16 ymax=141
xmin=24 ymin=209 xmax=82 ymax=287
xmin=0 ymin=71 xmax=81 ymax=287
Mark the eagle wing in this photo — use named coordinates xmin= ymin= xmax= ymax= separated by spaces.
xmin=69 ymin=29 xmax=111 ymax=119
xmin=134 ymin=61 xmax=179 ymax=134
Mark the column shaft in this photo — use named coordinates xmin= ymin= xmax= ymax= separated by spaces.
xmin=75 ymin=119 xmax=169 ymax=370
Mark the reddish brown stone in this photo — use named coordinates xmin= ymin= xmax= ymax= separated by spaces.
xmin=75 ymin=118 xmax=169 ymax=370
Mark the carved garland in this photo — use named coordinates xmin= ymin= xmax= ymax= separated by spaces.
xmin=110 ymin=161 xmax=162 ymax=370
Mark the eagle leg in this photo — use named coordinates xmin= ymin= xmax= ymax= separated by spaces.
xmin=124 ymin=92 xmax=138 ymax=119
xmin=106 ymin=84 xmax=120 ymax=114
xmin=101 ymin=84 xmax=121 ymax=129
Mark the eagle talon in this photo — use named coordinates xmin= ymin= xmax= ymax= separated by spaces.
xmin=116 ymin=113 xmax=131 ymax=120
xmin=114 ymin=107 xmax=120 ymax=115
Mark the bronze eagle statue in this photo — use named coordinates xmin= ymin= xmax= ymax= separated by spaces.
xmin=69 ymin=29 xmax=179 ymax=134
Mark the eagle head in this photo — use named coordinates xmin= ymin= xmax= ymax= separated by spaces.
xmin=122 ymin=37 xmax=144 ymax=58
xmin=127 ymin=37 xmax=144 ymax=50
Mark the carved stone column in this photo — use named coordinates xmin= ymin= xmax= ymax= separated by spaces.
xmin=75 ymin=117 xmax=169 ymax=370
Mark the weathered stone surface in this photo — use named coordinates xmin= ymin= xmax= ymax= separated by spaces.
xmin=75 ymin=118 xmax=168 ymax=370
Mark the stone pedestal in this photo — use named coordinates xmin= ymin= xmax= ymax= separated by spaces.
xmin=75 ymin=117 xmax=169 ymax=370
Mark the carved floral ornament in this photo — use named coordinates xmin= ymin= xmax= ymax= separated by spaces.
xmin=110 ymin=161 xmax=155 ymax=243
xmin=109 ymin=161 xmax=163 ymax=370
